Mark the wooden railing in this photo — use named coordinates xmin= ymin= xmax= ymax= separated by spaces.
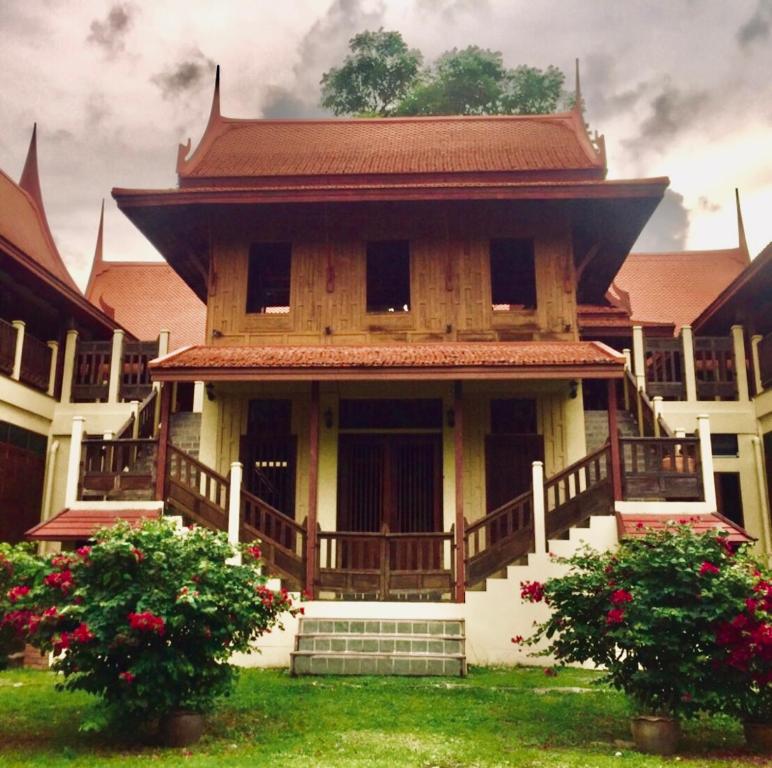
xmin=622 ymin=369 xmax=673 ymax=438
xmin=0 ymin=319 xmax=17 ymax=376
xmin=72 ymin=340 xmax=112 ymax=402
xmin=116 ymin=389 xmax=158 ymax=440
xmin=694 ymin=336 xmax=737 ymax=401
xmin=121 ymin=340 xmax=158 ymax=401
xmin=79 ymin=438 xmax=157 ymax=501
xmin=620 ymin=437 xmax=702 ymax=501
xmin=644 ymin=337 xmax=684 ymax=399
xmin=316 ymin=525 xmax=455 ymax=600
xmin=19 ymin=332 xmax=51 ymax=392
xmin=758 ymin=332 xmax=772 ymax=392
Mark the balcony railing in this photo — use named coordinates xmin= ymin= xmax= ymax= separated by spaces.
xmin=758 ymin=332 xmax=772 ymax=392
xmin=121 ymin=340 xmax=158 ymax=401
xmin=694 ymin=336 xmax=737 ymax=401
xmin=19 ymin=333 xmax=51 ymax=392
xmin=72 ymin=340 xmax=112 ymax=402
xmin=620 ymin=436 xmax=702 ymax=501
xmin=0 ymin=319 xmax=15 ymax=376
xmin=79 ymin=438 xmax=158 ymax=501
xmin=644 ymin=337 xmax=684 ymax=399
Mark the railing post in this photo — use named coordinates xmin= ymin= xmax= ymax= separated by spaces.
xmin=154 ymin=383 xmax=172 ymax=502
xmin=64 ymin=416 xmax=85 ymax=507
xmin=107 ymin=328 xmax=125 ymax=403
xmin=227 ymin=461 xmax=243 ymax=565
xmin=622 ymin=348 xmax=632 ymax=410
xmin=750 ymin=335 xmax=763 ymax=396
xmin=632 ymin=325 xmax=646 ymax=394
xmin=11 ymin=321 xmax=25 ymax=381
xmin=129 ymin=400 xmax=140 ymax=439
xmin=46 ymin=341 xmax=59 ymax=397
xmin=531 ymin=461 xmax=546 ymax=556
xmin=306 ymin=382 xmax=320 ymax=598
xmin=731 ymin=325 xmax=750 ymax=402
xmin=697 ymin=414 xmax=717 ymax=511
xmin=681 ymin=325 xmax=698 ymax=402
xmin=453 ymin=381 xmax=466 ymax=602
xmin=652 ymin=396 xmax=663 ymax=437
xmin=607 ymin=379 xmax=623 ymax=501
xmin=60 ymin=329 xmax=78 ymax=404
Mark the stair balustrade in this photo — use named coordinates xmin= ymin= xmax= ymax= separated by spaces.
xmin=619 ymin=436 xmax=702 ymax=501
xmin=79 ymin=437 xmax=158 ymax=501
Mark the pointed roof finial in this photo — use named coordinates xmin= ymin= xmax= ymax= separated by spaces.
xmin=735 ymin=188 xmax=750 ymax=263
xmin=19 ymin=123 xmax=44 ymax=212
xmin=86 ymin=200 xmax=106 ymax=300
xmin=209 ymin=64 xmax=221 ymax=124
xmin=574 ymin=58 xmax=583 ymax=114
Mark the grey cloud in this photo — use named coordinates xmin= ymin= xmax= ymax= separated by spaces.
xmin=583 ymin=54 xmax=648 ymax=122
xmin=633 ymin=189 xmax=690 ymax=252
xmin=85 ymin=93 xmax=111 ymax=128
xmin=151 ymin=49 xmax=216 ymax=100
xmin=260 ymin=87 xmax=326 ymax=119
xmin=86 ymin=3 xmax=135 ymax=55
xmin=737 ymin=0 xmax=772 ymax=48
xmin=416 ymin=0 xmax=489 ymax=21
xmin=698 ymin=196 xmax=721 ymax=213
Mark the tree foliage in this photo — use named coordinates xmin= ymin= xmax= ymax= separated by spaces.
xmin=321 ymin=32 xmax=566 ymax=117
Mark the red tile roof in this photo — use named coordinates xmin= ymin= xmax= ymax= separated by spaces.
xmin=617 ymin=513 xmax=752 ymax=544
xmin=179 ymin=112 xmax=606 ymax=183
xmin=86 ymin=261 xmax=206 ymax=348
xmin=151 ymin=341 xmax=624 ymax=381
xmin=613 ymin=249 xmax=749 ymax=333
xmin=26 ymin=508 xmax=161 ymax=541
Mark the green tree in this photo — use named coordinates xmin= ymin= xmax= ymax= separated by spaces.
xmin=320 ymin=32 xmax=566 ymax=117
xmin=320 ymin=29 xmax=422 ymax=116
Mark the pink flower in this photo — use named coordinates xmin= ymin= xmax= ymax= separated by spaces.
xmin=520 ymin=581 xmax=545 ymax=603
xmin=76 ymin=546 xmax=92 ymax=560
xmin=43 ymin=569 xmax=73 ymax=592
xmin=611 ymin=589 xmax=633 ymax=606
xmin=119 ymin=671 xmax=135 ymax=684
xmin=699 ymin=562 xmax=720 ymax=576
xmin=6 ymin=585 xmax=30 ymax=603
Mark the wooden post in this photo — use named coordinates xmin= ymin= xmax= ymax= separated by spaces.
xmin=154 ymin=383 xmax=172 ymax=502
xmin=622 ymin=348 xmax=631 ymax=410
xmin=453 ymin=381 xmax=465 ymax=603
xmin=306 ymin=382 xmax=320 ymax=598
xmin=607 ymin=380 xmax=623 ymax=501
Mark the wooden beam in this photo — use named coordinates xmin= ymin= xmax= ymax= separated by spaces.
xmin=154 ymin=383 xmax=172 ymax=502
xmin=607 ymin=380 xmax=623 ymax=501
xmin=454 ymin=381 xmax=466 ymax=603
xmin=305 ymin=381 xmax=320 ymax=597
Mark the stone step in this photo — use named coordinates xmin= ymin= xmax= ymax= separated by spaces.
xmin=296 ymin=633 xmax=464 ymax=656
xmin=298 ymin=617 xmax=463 ymax=637
xmin=291 ymin=651 xmax=465 ymax=676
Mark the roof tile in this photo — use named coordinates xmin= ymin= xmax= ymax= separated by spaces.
xmin=26 ymin=508 xmax=161 ymax=541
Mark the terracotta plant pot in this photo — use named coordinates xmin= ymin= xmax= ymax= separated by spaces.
xmin=744 ymin=721 xmax=772 ymax=753
xmin=159 ymin=711 xmax=205 ymax=747
xmin=630 ymin=715 xmax=681 ymax=755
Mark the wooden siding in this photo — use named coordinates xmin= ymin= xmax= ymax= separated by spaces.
xmin=206 ymin=202 xmax=578 ymax=345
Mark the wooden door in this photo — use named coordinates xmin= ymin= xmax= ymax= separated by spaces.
xmin=240 ymin=435 xmax=298 ymax=518
xmin=0 ymin=438 xmax=45 ymax=543
xmin=485 ymin=434 xmax=544 ymax=513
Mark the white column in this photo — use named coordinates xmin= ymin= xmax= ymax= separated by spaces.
xmin=46 ymin=341 xmax=59 ymax=397
xmin=750 ymin=334 xmax=763 ymax=397
xmin=652 ymin=395 xmax=664 ymax=437
xmin=41 ymin=440 xmax=60 ymax=522
xmin=632 ymin=325 xmax=646 ymax=393
xmin=697 ymin=414 xmax=717 ymax=512
xmin=129 ymin=400 xmax=140 ymax=438
xmin=681 ymin=325 xmax=698 ymax=402
xmin=532 ymin=460 xmax=546 ymax=556
xmin=158 ymin=329 xmax=170 ymax=357
xmin=107 ymin=329 xmax=125 ymax=403
xmin=11 ymin=321 xmax=25 ymax=380
xmin=731 ymin=325 xmax=750 ymax=402
xmin=64 ymin=416 xmax=85 ymax=508
xmin=192 ymin=381 xmax=205 ymax=413
xmin=622 ymin=348 xmax=632 ymax=372
xmin=226 ymin=461 xmax=243 ymax=565
xmin=60 ymin=329 xmax=78 ymax=403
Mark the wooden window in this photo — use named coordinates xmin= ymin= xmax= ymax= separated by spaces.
xmin=489 ymin=238 xmax=537 ymax=310
xmin=366 ymin=240 xmax=410 ymax=313
xmin=490 ymin=398 xmax=537 ymax=434
xmin=246 ymin=243 xmax=291 ymax=314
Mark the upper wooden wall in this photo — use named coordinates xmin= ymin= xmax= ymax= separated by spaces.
xmin=206 ymin=201 xmax=579 ymax=345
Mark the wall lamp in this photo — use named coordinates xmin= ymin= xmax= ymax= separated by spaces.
xmin=569 ymin=380 xmax=578 ymax=399
xmin=206 ymin=383 xmax=216 ymax=401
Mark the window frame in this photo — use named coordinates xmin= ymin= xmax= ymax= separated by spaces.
xmin=245 ymin=241 xmax=293 ymax=316
xmin=488 ymin=237 xmax=538 ymax=314
xmin=365 ymin=240 xmax=413 ymax=316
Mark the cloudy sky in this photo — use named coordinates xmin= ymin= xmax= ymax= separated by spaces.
xmin=1 ymin=0 xmax=771 ymax=288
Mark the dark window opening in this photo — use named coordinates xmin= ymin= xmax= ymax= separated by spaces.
xmin=715 ymin=472 xmax=744 ymax=527
xmin=247 ymin=399 xmax=292 ymax=435
xmin=490 ymin=238 xmax=537 ymax=310
xmin=246 ymin=243 xmax=291 ymax=314
xmin=366 ymin=240 xmax=410 ymax=313
xmin=490 ymin=399 xmax=538 ymax=434
xmin=710 ymin=433 xmax=739 ymax=457
xmin=339 ymin=399 xmax=442 ymax=430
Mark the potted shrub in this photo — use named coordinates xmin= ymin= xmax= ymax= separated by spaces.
xmin=519 ymin=524 xmax=760 ymax=755
xmin=0 ymin=520 xmax=299 ymax=745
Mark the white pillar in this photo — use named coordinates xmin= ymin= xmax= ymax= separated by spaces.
xmin=697 ymin=414 xmax=717 ymax=512
xmin=632 ymin=325 xmax=646 ymax=393
xmin=226 ymin=461 xmax=243 ymax=565
xmin=652 ymin=395 xmax=663 ymax=436
xmin=622 ymin=348 xmax=632 ymax=372
xmin=192 ymin=381 xmax=205 ymax=413
xmin=64 ymin=416 xmax=86 ymax=508
xmin=158 ymin=329 xmax=170 ymax=357
xmin=731 ymin=325 xmax=750 ymax=402
xmin=11 ymin=321 xmax=25 ymax=380
xmin=107 ymin=329 xmax=125 ymax=403
xmin=750 ymin=334 xmax=763 ymax=397
xmin=41 ymin=440 xmax=60 ymax=522
xmin=532 ymin=460 xmax=546 ymax=556
xmin=681 ymin=325 xmax=698 ymax=402
xmin=60 ymin=329 xmax=78 ymax=403
xmin=129 ymin=400 xmax=140 ymax=438
xmin=46 ymin=341 xmax=59 ymax=397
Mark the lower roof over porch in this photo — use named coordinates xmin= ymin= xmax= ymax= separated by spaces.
xmin=149 ymin=341 xmax=624 ymax=382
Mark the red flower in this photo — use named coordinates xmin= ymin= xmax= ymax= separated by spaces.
xmin=543 ymin=667 xmax=557 ymax=677
xmin=76 ymin=546 xmax=92 ymax=560
xmin=681 ymin=692 xmax=692 ymax=702
xmin=247 ymin=545 xmax=262 ymax=561
xmin=699 ymin=562 xmax=720 ymax=576
xmin=43 ymin=569 xmax=73 ymax=592
xmin=119 ymin=671 xmax=135 ymax=684
xmin=606 ymin=608 xmax=625 ymax=625
xmin=511 ymin=635 xmax=524 ymax=645
xmin=52 ymin=632 xmax=70 ymax=654
xmin=70 ymin=623 xmax=95 ymax=644
xmin=6 ymin=585 xmax=30 ymax=603
xmin=131 ymin=548 xmax=145 ymax=563
xmin=611 ymin=589 xmax=633 ymax=605
xmin=520 ymin=581 xmax=545 ymax=603
xmin=50 ymin=554 xmax=74 ymax=570
xmin=128 ymin=611 xmax=165 ymax=636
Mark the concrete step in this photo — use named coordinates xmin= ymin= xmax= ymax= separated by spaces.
xmin=291 ymin=617 xmax=466 ymax=677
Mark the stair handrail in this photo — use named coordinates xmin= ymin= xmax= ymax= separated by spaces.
xmin=115 ymin=388 xmax=158 ymax=440
xmin=623 ymin=367 xmax=675 ymax=438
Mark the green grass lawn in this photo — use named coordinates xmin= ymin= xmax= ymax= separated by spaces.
xmin=0 ymin=666 xmax=765 ymax=767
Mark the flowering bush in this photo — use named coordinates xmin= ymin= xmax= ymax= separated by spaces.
xmin=0 ymin=520 xmax=300 ymax=728
xmin=522 ymin=524 xmax=769 ymax=720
